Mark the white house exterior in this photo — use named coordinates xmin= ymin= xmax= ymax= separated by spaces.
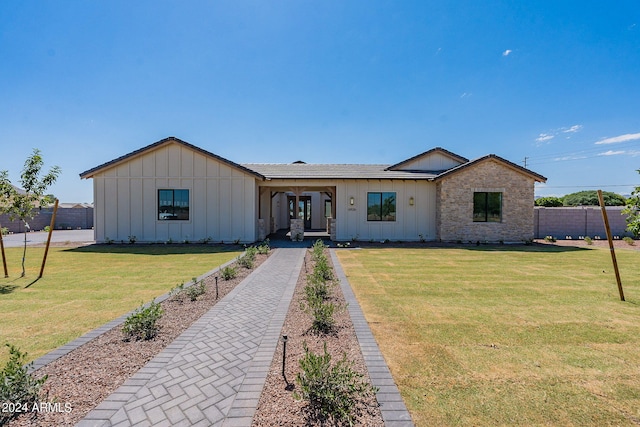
xmin=80 ymin=137 xmax=546 ymax=243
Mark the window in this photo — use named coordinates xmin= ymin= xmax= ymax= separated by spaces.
xmin=473 ymin=192 xmax=502 ymax=222
xmin=158 ymin=189 xmax=189 ymax=220
xmin=324 ymin=200 xmax=332 ymax=218
xmin=367 ymin=192 xmax=396 ymax=221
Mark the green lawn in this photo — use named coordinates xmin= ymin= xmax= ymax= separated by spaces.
xmin=336 ymin=244 xmax=640 ymax=426
xmin=0 ymin=244 xmax=242 ymax=365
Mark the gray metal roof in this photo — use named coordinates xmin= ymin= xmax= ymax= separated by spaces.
xmin=241 ymin=163 xmax=439 ymax=180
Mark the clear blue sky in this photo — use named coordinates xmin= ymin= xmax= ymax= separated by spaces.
xmin=1 ymin=1 xmax=639 ymax=202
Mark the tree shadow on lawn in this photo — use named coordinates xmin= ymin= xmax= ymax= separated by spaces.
xmin=0 ymin=283 xmax=19 ymax=294
xmin=62 ymin=243 xmax=245 ymax=256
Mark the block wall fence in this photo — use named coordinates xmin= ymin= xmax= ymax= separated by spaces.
xmin=0 ymin=207 xmax=94 ymax=233
xmin=534 ymin=206 xmax=631 ymax=239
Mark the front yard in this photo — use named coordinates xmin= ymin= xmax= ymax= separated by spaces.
xmin=336 ymin=244 xmax=640 ymax=426
xmin=0 ymin=244 xmax=242 ymax=365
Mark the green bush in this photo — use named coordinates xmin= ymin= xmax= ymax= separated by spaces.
xmin=535 ymin=196 xmax=564 ymax=207
xmin=122 ymin=301 xmax=163 ymax=341
xmin=301 ymin=293 xmax=336 ymax=334
xmin=305 ymin=274 xmax=331 ymax=301
xmin=311 ymin=239 xmax=326 ymax=261
xmin=562 ymin=190 xmax=626 ymax=206
xmin=0 ymin=227 xmax=8 ymax=236
xmin=313 ymin=257 xmax=334 ymax=281
xmin=237 ymin=246 xmax=258 ymax=269
xmin=623 ymin=236 xmax=635 ymax=246
xmin=584 ymin=236 xmax=593 ymax=245
xmin=221 ymin=265 xmax=238 ymax=280
xmin=169 ymin=282 xmax=186 ymax=303
xmin=295 ymin=342 xmax=378 ymax=425
xmin=185 ymin=279 xmax=206 ymax=301
xmin=544 ymin=235 xmax=556 ymax=242
xmin=0 ymin=344 xmax=48 ymax=425
xmin=257 ymin=238 xmax=270 ymax=254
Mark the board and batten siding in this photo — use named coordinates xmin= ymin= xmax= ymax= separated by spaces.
xmin=335 ymin=180 xmax=437 ymax=241
xmin=393 ymin=151 xmax=463 ymax=171
xmin=92 ymin=143 xmax=257 ymax=243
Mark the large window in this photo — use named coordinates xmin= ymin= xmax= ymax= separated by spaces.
xmin=367 ymin=192 xmax=396 ymax=221
xmin=473 ymin=192 xmax=502 ymax=222
xmin=158 ymin=189 xmax=189 ymax=220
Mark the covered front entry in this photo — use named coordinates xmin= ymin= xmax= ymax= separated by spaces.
xmin=257 ymin=184 xmax=337 ymax=241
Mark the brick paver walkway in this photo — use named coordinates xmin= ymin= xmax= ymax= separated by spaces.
xmin=78 ymin=248 xmax=304 ymax=427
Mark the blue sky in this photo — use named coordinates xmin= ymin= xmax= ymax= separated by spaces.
xmin=1 ymin=1 xmax=639 ymax=202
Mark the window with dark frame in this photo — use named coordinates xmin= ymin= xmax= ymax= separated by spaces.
xmin=324 ymin=200 xmax=332 ymax=217
xmin=158 ymin=189 xmax=189 ymax=220
xmin=367 ymin=192 xmax=396 ymax=221
xmin=473 ymin=192 xmax=502 ymax=222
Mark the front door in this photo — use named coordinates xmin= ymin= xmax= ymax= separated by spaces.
xmin=288 ymin=196 xmax=312 ymax=229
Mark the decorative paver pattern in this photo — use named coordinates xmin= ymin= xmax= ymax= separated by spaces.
xmin=331 ymin=249 xmax=415 ymax=426
xmin=77 ymin=248 xmax=304 ymax=427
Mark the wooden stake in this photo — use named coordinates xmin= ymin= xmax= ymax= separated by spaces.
xmin=597 ymin=190 xmax=625 ymax=301
xmin=38 ymin=199 xmax=59 ymax=279
xmin=0 ymin=222 xmax=8 ymax=278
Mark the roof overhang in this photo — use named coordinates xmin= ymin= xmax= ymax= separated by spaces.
xmin=79 ymin=137 xmax=265 ymax=180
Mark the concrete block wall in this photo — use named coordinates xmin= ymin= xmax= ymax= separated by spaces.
xmin=0 ymin=207 xmax=94 ymax=233
xmin=534 ymin=206 xmax=631 ymax=239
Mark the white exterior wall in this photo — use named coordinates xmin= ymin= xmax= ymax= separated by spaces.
xmin=92 ymin=143 xmax=257 ymax=243
xmin=335 ymin=180 xmax=437 ymax=241
xmin=394 ymin=152 xmax=463 ymax=171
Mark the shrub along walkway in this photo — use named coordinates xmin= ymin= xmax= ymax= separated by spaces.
xmin=75 ymin=245 xmax=411 ymax=426
xmin=76 ymin=247 xmax=303 ymax=426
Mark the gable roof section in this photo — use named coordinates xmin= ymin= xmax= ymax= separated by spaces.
xmin=385 ymin=147 xmax=469 ymax=171
xmin=79 ymin=137 xmax=265 ymax=180
xmin=434 ymin=154 xmax=547 ymax=182
xmin=242 ymin=163 xmax=438 ymax=180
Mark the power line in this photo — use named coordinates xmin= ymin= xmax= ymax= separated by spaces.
xmin=523 ymin=140 xmax=640 ymax=167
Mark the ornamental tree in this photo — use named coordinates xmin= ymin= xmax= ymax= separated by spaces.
xmin=0 ymin=149 xmax=61 ymax=277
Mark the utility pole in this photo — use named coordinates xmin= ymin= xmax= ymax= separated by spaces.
xmin=523 ymin=157 xmax=529 ymax=168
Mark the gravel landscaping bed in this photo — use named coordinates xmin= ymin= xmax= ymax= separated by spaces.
xmin=252 ymin=247 xmax=384 ymax=426
xmin=8 ymin=250 xmax=269 ymax=427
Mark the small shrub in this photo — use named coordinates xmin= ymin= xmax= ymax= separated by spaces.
xmin=169 ymin=282 xmax=186 ymax=303
xmin=237 ymin=246 xmax=258 ymax=269
xmin=128 ymin=235 xmax=137 ymax=244
xmin=122 ymin=301 xmax=163 ymax=341
xmin=295 ymin=342 xmax=378 ymax=425
xmin=311 ymin=239 xmax=327 ymax=260
xmin=584 ymin=236 xmax=593 ymax=245
xmin=544 ymin=235 xmax=556 ymax=242
xmin=623 ymin=236 xmax=635 ymax=246
xmin=301 ymin=293 xmax=336 ymax=334
xmin=0 ymin=227 xmax=7 ymax=235
xmin=0 ymin=344 xmax=48 ymax=425
xmin=221 ymin=265 xmax=238 ymax=280
xmin=185 ymin=279 xmax=206 ymax=301
xmin=257 ymin=238 xmax=270 ymax=254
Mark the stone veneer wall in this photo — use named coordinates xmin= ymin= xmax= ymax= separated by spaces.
xmin=290 ymin=219 xmax=304 ymax=241
xmin=436 ymin=160 xmax=536 ymax=242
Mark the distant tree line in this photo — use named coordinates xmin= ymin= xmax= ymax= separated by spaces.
xmin=535 ymin=190 xmax=627 ymax=207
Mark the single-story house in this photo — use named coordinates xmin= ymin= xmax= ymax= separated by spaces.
xmin=79 ymin=136 xmax=546 ymax=243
